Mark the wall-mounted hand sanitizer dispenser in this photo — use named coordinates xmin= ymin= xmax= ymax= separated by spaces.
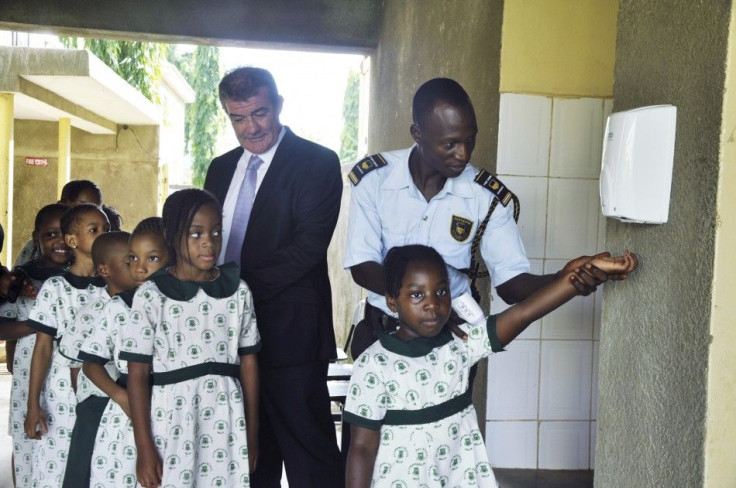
xmin=599 ymin=105 xmax=677 ymax=224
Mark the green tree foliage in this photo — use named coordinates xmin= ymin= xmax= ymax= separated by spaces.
xmin=339 ymin=69 xmax=360 ymax=164
xmin=170 ymin=46 xmax=223 ymax=188
xmin=59 ymin=37 xmax=167 ymax=103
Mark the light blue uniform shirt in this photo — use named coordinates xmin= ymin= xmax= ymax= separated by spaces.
xmin=344 ymin=147 xmax=530 ymax=315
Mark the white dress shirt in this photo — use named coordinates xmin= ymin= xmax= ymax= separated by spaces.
xmin=344 ymin=146 xmax=530 ymax=315
xmin=218 ymin=127 xmax=287 ymax=264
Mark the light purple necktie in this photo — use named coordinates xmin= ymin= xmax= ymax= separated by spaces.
xmin=224 ymin=155 xmax=264 ymax=266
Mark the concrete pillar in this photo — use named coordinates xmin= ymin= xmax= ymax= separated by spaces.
xmin=704 ymin=5 xmax=736 ymax=486
xmin=368 ymin=0 xmax=504 ymax=435
xmin=596 ymin=2 xmax=733 ymax=487
xmin=57 ymin=117 xmax=71 ymax=199
xmin=158 ymin=163 xmax=168 ymax=215
xmin=0 ymin=93 xmax=14 ymax=264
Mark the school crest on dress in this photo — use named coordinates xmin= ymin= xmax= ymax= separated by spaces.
xmin=450 ymin=215 xmax=473 ymax=242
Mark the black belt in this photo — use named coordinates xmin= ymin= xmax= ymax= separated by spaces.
xmin=383 ymin=388 xmax=472 ymax=425
xmin=152 ymin=362 xmax=239 ymax=386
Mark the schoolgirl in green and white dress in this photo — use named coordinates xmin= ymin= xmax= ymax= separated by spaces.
xmin=25 ymin=203 xmax=109 ymax=488
xmin=1 ymin=261 xmax=66 ymax=487
xmin=121 ymin=190 xmax=260 ymax=488
xmin=79 ymin=219 xmax=171 ymax=488
xmin=26 ymin=271 xmax=107 ymax=487
xmin=344 ymin=306 xmax=499 ymax=487
xmin=0 ymin=204 xmax=69 ymax=488
xmin=344 ymin=245 xmax=638 ymax=488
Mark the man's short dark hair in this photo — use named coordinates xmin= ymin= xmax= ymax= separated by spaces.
xmin=412 ymin=78 xmax=474 ymax=127
xmin=219 ymin=67 xmax=280 ymax=109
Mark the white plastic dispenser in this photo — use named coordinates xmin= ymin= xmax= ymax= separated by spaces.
xmin=599 ymin=105 xmax=677 ymax=224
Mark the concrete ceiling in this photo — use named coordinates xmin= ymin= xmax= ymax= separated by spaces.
xmin=0 ymin=0 xmax=382 ymax=133
xmin=0 ymin=0 xmax=383 ymax=53
xmin=22 ymin=74 xmax=161 ymax=129
xmin=0 ymin=47 xmax=161 ymax=134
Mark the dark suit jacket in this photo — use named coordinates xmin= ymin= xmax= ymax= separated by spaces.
xmin=204 ymin=128 xmax=342 ymax=368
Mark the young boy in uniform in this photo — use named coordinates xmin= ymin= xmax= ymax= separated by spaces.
xmin=60 ymin=231 xmax=136 ymax=488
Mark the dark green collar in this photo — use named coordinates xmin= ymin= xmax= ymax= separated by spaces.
xmin=63 ymin=271 xmax=106 ymax=290
xmin=377 ymin=326 xmax=454 ymax=357
xmin=150 ymin=262 xmax=240 ymax=301
xmin=19 ymin=262 xmax=66 ymax=281
xmin=117 ymin=287 xmax=137 ymax=308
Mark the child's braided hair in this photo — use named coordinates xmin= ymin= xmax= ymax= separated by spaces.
xmin=383 ymin=245 xmax=447 ymax=298
xmin=132 ymin=217 xmax=164 ymax=237
xmin=161 ymin=189 xmax=221 ymax=264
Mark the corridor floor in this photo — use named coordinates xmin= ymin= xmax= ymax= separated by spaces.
xmin=0 ymin=370 xmax=595 ymax=488
xmin=495 ymin=468 xmax=594 ymax=488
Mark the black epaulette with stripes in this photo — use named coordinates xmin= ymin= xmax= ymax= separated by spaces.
xmin=347 ymin=154 xmax=388 ymax=186
xmin=473 ymin=170 xmax=513 ymax=206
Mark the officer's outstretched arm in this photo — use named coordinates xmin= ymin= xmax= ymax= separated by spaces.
xmin=497 ymin=252 xmax=637 ymax=346
xmin=496 ymin=252 xmax=625 ymax=304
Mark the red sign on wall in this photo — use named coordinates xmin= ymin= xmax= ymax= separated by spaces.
xmin=25 ymin=157 xmax=48 ymax=167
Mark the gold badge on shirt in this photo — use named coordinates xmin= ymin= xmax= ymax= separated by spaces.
xmin=450 ymin=215 xmax=473 ymax=242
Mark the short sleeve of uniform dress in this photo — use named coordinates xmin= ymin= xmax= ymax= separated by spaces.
xmin=342 ymin=345 xmax=390 ymax=430
xmin=119 ymin=281 xmax=162 ymax=364
xmin=26 ymin=276 xmax=64 ymax=337
xmin=463 ymin=314 xmax=505 ymax=365
xmin=236 ymin=280 xmax=260 ymax=356
xmin=80 ymin=292 xmax=135 ymax=375
xmin=27 ymin=273 xmax=106 ymax=339
xmin=79 ymin=309 xmax=115 ymax=365
xmin=58 ymin=289 xmax=111 ymax=367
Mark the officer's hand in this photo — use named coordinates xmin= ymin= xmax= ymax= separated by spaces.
xmin=562 ymin=253 xmax=611 ymax=296
xmin=446 ymin=311 xmax=468 ymax=341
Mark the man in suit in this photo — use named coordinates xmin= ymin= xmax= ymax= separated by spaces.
xmin=204 ymin=67 xmax=344 ymax=487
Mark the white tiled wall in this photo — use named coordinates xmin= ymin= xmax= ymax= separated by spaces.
xmin=487 ymin=93 xmax=610 ymax=470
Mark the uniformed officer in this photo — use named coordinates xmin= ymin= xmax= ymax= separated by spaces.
xmin=344 ymin=78 xmax=619 ymax=357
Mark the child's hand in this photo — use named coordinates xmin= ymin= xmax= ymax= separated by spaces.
xmin=590 ymin=251 xmax=639 ymax=277
xmin=19 ymin=278 xmax=38 ymax=300
xmin=0 ymin=270 xmax=36 ymax=301
xmin=137 ymin=445 xmax=163 ymax=488
xmin=24 ymin=405 xmax=48 ymax=439
xmin=567 ymin=252 xmax=638 ymax=294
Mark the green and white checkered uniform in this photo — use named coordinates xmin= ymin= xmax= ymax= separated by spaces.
xmin=120 ymin=264 xmax=261 ymax=488
xmin=344 ymin=316 xmax=504 ymax=488
xmin=80 ymin=293 xmax=138 ymax=488
xmin=3 ymin=263 xmax=65 ymax=488
xmin=27 ymin=272 xmax=106 ymax=488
